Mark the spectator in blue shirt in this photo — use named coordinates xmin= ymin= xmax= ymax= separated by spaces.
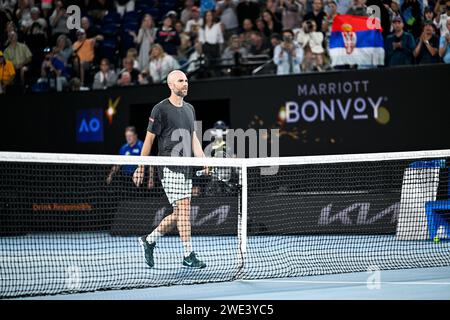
xmin=385 ymin=16 xmax=416 ymax=66
xmin=439 ymin=19 xmax=450 ymax=63
xmin=107 ymin=126 xmax=144 ymax=185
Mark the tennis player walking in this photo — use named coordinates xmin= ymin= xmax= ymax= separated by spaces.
xmin=133 ymin=70 xmax=207 ymax=269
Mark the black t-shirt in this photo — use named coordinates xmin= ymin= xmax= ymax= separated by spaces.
xmin=415 ymin=35 xmax=440 ymax=64
xmin=147 ymin=98 xmax=197 ymax=176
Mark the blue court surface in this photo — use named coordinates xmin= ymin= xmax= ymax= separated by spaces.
xmin=15 ymin=267 xmax=450 ymax=300
xmin=2 ymin=233 xmax=450 ymax=300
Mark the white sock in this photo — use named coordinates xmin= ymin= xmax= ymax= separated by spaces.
xmin=183 ymin=241 xmax=193 ymax=258
xmin=146 ymin=230 xmax=162 ymax=244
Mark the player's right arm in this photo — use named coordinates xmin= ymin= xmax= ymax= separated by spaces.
xmin=133 ymin=131 xmax=156 ymax=186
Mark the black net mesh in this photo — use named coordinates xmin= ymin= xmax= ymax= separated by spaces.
xmin=1 ymin=152 xmax=449 ymax=298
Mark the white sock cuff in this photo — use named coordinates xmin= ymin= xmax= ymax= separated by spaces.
xmin=146 ymin=230 xmax=162 ymax=244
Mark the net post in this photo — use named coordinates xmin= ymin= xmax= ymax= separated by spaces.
xmin=236 ymin=164 xmax=248 ymax=280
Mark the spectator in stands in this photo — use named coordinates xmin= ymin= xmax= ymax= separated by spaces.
xmin=236 ymin=0 xmax=261 ymax=27
xmin=434 ymin=0 xmax=450 ymax=36
xmin=176 ymin=21 xmax=193 ymax=61
xmin=323 ymin=0 xmax=338 ymax=37
xmin=261 ymin=9 xmax=283 ymax=38
xmin=49 ymin=1 xmax=70 ymax=45
xmin=279 ymin=0 xmax=304 ymax=30
xmin=0 ymin=50 xmax=15 ymax=94
xmin=115 ymin=0 xmax=135 ymax=17
xmin=269 ymin=33 xmax=282 ymax=56
xmin=185 ymin=6 xmax=204 ymax=35
xmin=148 ymin=44 xmax=180 ymax=83
xmin=255 ymin=17 xmax=266 ymax=34
xmin=187 ymin=41 xmax=206 ymax=74
xmin=439 ymin=18 xmax=450 ymax=62
xmin=181 ymin=0 xmax=195 ymax=24
xmin=413 ymin=21 xmax=440 ymax=64
xmin=129 ymin=14 xmax=157 ymax=72
xmin=29 ymin=7 xmax=47 ymax=31
xmin=401 ymin=0 xmax=422 ymax=39
xmin=93 ymin=58 xmax=117 ymax=89
xmin=221 ymin=34 xmax=247 ymax=65
xmin=155 ymin=16 xmax=181 ymax=56
xmin=117 ymin=71 xmax=133 ymax=86
xmin=346 ymin=0 xmax=368 ymax=16
xmin=2 ymin=21 xmax=16 ymax=49
xmin=126 ymin=48 xmax=140 ymax=70
xmin=305 ymin=0 xmax=327 ymax=34
xmin=385 ymin=16 xmax=415 ymax=66
xmin=53 ymin=34 xmax=73 ymax=66
xmin=239 ymin=18 xmax=255 ymax=50
xmin=424 ymin=6 xmax=435 ymax=25
xmin=16 ymin=0 xmax=33 ymax=32
xmin=24 ymin=21 xmax=48 ymax=81
xmin=273 ymin=29 xmax=304 ymax=74
xmin=296 ymin=19 xmax=325 ymax=71
xmin=4 ymin=30 xmax=32 ymax=84
xmin=248 ymin=31 xmax=270 ymax=55
xmin=118 ymin=57 xmax=140 ymax=85
xmin=72 ymin=28 xmax=104 ymax=86
xmin=389 ymin=0 xmax=402 ymax=22
xmin=166 ymin=10 xmax=179 ymax=26
xmin=70 ymin=77 xmax=88 ymax=91
xmin=199 ymin=10 xmax=225 ymax=64
xmin=0 ymin=0 xmax=17 ymax=12
xmin=38 ymin=47 xmax=69 ymax=91
xmin=81 ymin=16 xmax=100 ymax=39
xmin=216 ymin=0 xmax=240 ymax=40
xmin=265 ymin=0 xmax=282 ymax=22
xmin=87 ymin=0 xmax=114 ymax=23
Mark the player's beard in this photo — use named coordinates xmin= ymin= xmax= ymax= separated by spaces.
xmin=175 ymin=88 xmax=188 ymax=97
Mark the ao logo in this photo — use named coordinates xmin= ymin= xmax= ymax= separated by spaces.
xmin=78 ymin=117 xmax=101 ymax=133
xmin=76 ymin=108 xmax=104 ymax=142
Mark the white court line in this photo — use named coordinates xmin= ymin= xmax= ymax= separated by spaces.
xmin=239 ymin=280 xmax=450 ymax=285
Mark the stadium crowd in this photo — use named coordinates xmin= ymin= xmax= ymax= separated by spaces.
xmin=0 ymin=0 xmax=449 ymax=93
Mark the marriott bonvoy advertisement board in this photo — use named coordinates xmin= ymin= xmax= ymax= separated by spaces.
xmin=230 ymin=65 xmax=449 ymax=156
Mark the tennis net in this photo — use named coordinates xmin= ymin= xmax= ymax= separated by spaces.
xmin=1 ymin=150 xmax=450 ymax=298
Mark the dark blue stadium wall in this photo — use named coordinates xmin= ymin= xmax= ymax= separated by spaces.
xmin=0 ymin=64 xmax=449 ymax=156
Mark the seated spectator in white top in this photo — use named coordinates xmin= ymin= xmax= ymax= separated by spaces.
xmin=221 ymin=34 xmax=247 ymax=65
xmin=273 ymin=29 xmax=304 ymax=75
xmin=185 ymin=6 xmax=204 ymax=34
xmin=148 ymin=44 xmax=180 ymax=83
xmin=93 ymin=58 xmax=117 ymax=89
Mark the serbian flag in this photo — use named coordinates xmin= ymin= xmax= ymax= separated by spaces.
xmin=329 ymin=14 xmax=384 ymax=67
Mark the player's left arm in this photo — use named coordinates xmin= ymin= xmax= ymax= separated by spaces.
xmin=192 ymin=131 xmax=209 ymax=175
xmin=192 ymin=131 xmax=205 ymax=157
